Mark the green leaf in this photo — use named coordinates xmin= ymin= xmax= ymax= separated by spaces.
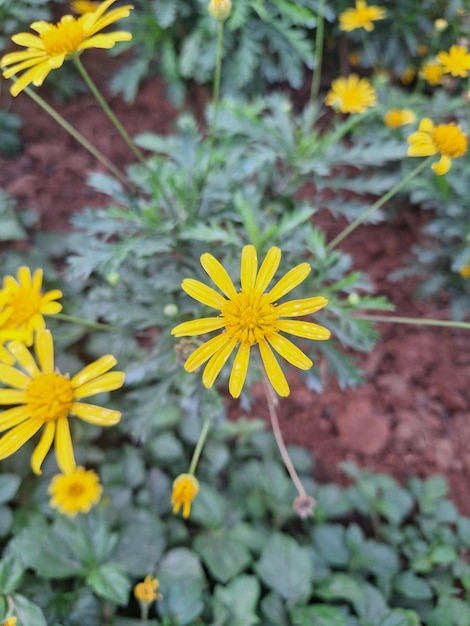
xmin=255 ymin=533 xmax=312 ymax=601
xmin=190 ymin=483 xmax=228 ymax=528
xmin=380 ymin=608 xmax=421 ymax=626
xmin=315 ymin=573 xmax=365 ymax=615
xmin=0 ymin=473 xmax=21 ymax=504
xmin=260 ymin=592 xmax=289 ymax=626
xmin=457 ymin=517 xmax=470 ymax=546
xmin=0 ymin=555 xmax=24 ymax=593
xmin=86 ymin=563 xmax=131 ymax=606
xmin=290 ymin=604 xmax=348 ymax=626
xmin=194 ymin=528 xmax=252 ymax=583
xmin=375 ymin=487 xmax=414 ymax=525
xmin=213 ymin=575 xmax=260 ymax=626
xmin=394 ymin=572 xmax=433 ymax=600
xmin=429 ymin=544 xmax=457 ymax=565
xmin=112 ymin=510 xmax=166 ymax=576
xmin=10 ymin=593 xmax=47 ymax=626
xmin=312 ymin=525 xmax=350 ymax=568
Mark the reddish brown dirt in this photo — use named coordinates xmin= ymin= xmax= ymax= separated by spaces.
xmin=1 ymin=64 xmax=469 ymax=515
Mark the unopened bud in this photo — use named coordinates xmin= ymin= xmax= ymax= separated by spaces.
xmin=106 ymin=271 xmax=120 ymax=286
xmin=434 ymin=18 xmax=448 ymax=32
xmin=208 ymin=0 xmax=232 ymax=21
xmin=163 ymin=303 xmax=178 ymax=318
xmin=293 ymin=495 xmax=316 ymax=519
xmin=348 ymin=293 xmax=360 ymax=306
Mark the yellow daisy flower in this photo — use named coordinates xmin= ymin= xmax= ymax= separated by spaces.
xmin=1 ymin=0 xmax=134 ymax=97
xmin=134 ymin=575 xmax=162 ymax=603
xmin=420 ymin=59 xmax=444 ymax=85
xmin=400 ymin=66 xmax=416 ymax=85
xmin=458 ymin=265 xmax=470 ymax=278
xmin=48 ymin=466 xmax=102 ymax=516
xmin=437 ymin=44 xmax=470 ymax=78
xmin=71 ymin=0 xmax=100 ymax=14
xmin=1 ymin=618 xmax=17 ymax=626
xmin=384 ymin=108 xmax=416 ymax=129
xmin=0 ymin=329 xmax=125 ymax=475
xmin=171 ymin=473 xmax=199 ymax=519
xmin=339 ymin=0 xmax=386 ymax=32
xmin=407 ymin=118 xmax=468 ymax=175
xmin=171 ymin=245 xmax=330 ymax=398
xmin=325 ymin=74 xmax=376 ymax=115
xmin=0 ymin=266 xmax=62 ymax=346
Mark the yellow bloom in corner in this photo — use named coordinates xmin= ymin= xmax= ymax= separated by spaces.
xmin=384 ymin=109 xmax=416 ymax=129
xmin=171 ymin=473 xmax=199 ymax=518
xmin=2 ymin=618 xmax=17 ymax=626
xmin=171 ymin=246 xmax=330 ymax=397
xmin=1 ymin=0 xmax=134 ymax=97
xmin=339 ymin=0 xmax=386 ymax=32
xmin=134 ymin=575 xmax=162 ymax=603
xmin=325 ymin=74 xmax=376 ymax=115
xmin=48 ymin=466 xmax=102 ymax=516
xmin=407 ymin=118 xmax=468 ymax=175
xmin=420 ymin=59 xmax=444 ymax=85
xmin=458 ymin=265 xmax=470 ymax=278
xmin=0 ymin=266 xmax=62 ymax=346
xmin=437 ymin=44 xmax=470 ymax=78
xmin=0 ymin=329 xmax=125 ymax=475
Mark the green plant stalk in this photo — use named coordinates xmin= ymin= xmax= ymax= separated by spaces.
xmin=352 ymin=313 xmax=470 ymax=330
xmin=327 ymin=156 xmax=432 ymax=250
xmin=210 ymin=20 xmax=224 ymax=143
xmin=72 ymin=55 xmax=147 ymax=167
xmin=309 ymin=0 xmax=326 ymax=105
xmin=54 ymin=313 xmax=115 ymax=331
xmin=188 ymin=417 xmax=211 ymax=476
xmin=22 ymin=85 xmax=127 ymax=185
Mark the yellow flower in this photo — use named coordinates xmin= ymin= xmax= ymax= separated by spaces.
xmin=407 ymin=118 xmax=468 ymax=175
xmin=458 ymin=265 xmax=470 ymax=278
xmin=347 ymin=51 xmax=361 ymax=66
xmin=134 ymin=575 xmax=162 ymax=603
xmin=171 ymin=246 xmax=330 ymax=397
xmin=48 ymin=466 xmax=102 ymax=516
xmin=0 ymin=266 xmax=62 ymax=346
xmin=339 ymin=0 xmax=386 ymax=32
xmin=207 ymin=0 xmax=232 ymax=21
xmin=417 ymin=43 xmax=428 ymax=57
xmin=71 ymin=0 xmax=100 ymax=14
xmin=325 ymin=74 xmax=376 ymax=115
xmin=171 ymin=473 xmax=199 ymax=519
xmin=2 ymin=618 xmax=17 ymax=626
xmin=384 ymin=108 xmax=416 ymax=129
xmin=400 ymin=66 xmax=416 ymax=85
xmin=0 ymin=329 xmax=125 ymax=475
xmin=1 ymin=0 xmax=134 ymax=97
xmin=437 ymin=44 xmax=470 ymax=78
xmin=420 ymin=59 xmax=444 ymax=85
xmin=434 ymin=18 xmax=448 ymax=32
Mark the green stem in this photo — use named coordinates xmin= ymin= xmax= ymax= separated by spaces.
xmin=22 ymin=85 xmax=128 ymax=185
xmin=352 ymin=313 xmax=470 ymax=330
xmin=54 ymin=313 xmax=114 ymax=331
xmin=72 ymin=55 xmax=147 ymax=167
xmin=188 ymin=417 xmax=211 ymax=476
xmin=326 ymin=156 xmax=432 ymax=250
xmin=309 ymin=0 xmax=326 ymax=105
xmin=205 ymin=21 xmax=225 ymax=165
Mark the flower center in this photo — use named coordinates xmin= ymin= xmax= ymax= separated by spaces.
xmin=67 ymin=481 xmax=86 ymax=497
xmin=432 ymin=124 xmax=468 ymax=158
xmin=222 ymin=290 xmax=278 ymax=345
xmin=6 ymin=290 xmax=42 ymax=326
xmin=41 ymin=17 xmax=85 ymax=56
xmin=25 ymin=372 xmax=74 ymax=422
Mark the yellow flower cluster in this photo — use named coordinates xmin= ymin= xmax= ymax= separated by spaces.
xmin=407 ymin=118 xmax=468 ymax=175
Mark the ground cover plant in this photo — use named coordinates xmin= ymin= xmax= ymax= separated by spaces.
xmin=0 ymin=0 xmax=470 ymax=624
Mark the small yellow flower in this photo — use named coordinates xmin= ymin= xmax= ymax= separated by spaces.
xmin=207 ymin=0 xmax=232 ymax=21
xmin=0 ymin=267 xmax=62 ymax=346
xmin=171 ymin=473 xmax=199 ymax=519
xmin=48 ymin=466 xmax=102 ymax=516
xmin=417 ymin=43 xmax=428 ymax=57
xmin=434 ymin=18 xmax=448 ymax=32
xmin=407 ymin=118 xmax=468 ymax=175
xmin=384 ymin=108 xmax=416 ymax=129
xmin=458 ymin=265 xmax=470 ymax=278
xmin=1 ymin=0 xmax=134 ymax=97
xmin=2 ymin=618 xmax=17 ymax=626
xmin=134 ymin=575 xmax=162 ymax=603
xmin=0 ymin=329 xmax=125 ymax=475
xmin=171 ymin=246 xmax=330 ymax=398
xmin=437 ymin=44 xmax=470 ymax=78
xmin=420 ymin=59 xmax=444 ymax=85
xmin=339 ymin=0 xmax=386 ymax=32
xmin=325 ymin=74 xmax=376 ymax=115
xmin=400 ymin=66 xmax=416 ymax=85
xmin=71 ymin=0 xmax=100 ymax=14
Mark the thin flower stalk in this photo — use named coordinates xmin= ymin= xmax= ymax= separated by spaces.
xmin=189 ymin=416 xmax=211 ymax=476
xmin=309 ymin=0 xmax=326 ymax=105
xmin=351 ymin=314 xmax=470 ymax=330
xmin=326 ymin=157 xmax=432 ymax=250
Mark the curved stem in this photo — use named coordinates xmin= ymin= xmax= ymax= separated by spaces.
xmin=189 ymin=417 xmax=211 ymax=476
xmin=22 ymin=85 xmax=128 ymax=185
xmin=326 ymin=157 xmax=432 ymax=250
xmin=54 ymin=313 xmax=115 ymax=331
xmin=351 ymin=313 xmax=470 ymax=330
xmin=309 ymin=0 xmax=326 ymax=105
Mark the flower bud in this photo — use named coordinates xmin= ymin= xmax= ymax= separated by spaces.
xmin=163 ymin=303 xmax=178 ymax=318
xmin=208 ymin=0 xmax=232 ymax=21
xmin=434 ymin=18 xmax=448 ymax=32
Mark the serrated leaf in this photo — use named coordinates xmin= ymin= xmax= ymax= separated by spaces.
xmin=10 ymin=594 xmax=47 ymax=626
xmin=86 ymin=563 xmax=131 ymax=606
xmin=0 ymin=473 xmax=21 ymax=504
xmin=213 ymin=575 xmax=260 ymax=626
xmin=290 ymin=604 xmax=348 ymax=626
xmin=194 ymin=528 xmax=252 ymax=583
xmin=394 ymin=572 xmax=433 ymax=600
xmin=0 ymin=555 xmax=24 ymax=594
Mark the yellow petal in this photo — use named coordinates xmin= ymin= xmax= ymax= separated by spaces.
xmin=229 ymin=342 xmax=250 ymax=398
xmin=419 ymin=118 xmax=435 ymax=132
xmin=0 ymin=389 xmax=26 ymax=405
xmin=41 ymin=302 xmax=62 ymax=315
xmin=277 ymin=319 xmax=331 ymax=340
xmin=7 ymin=341 xmax=39 ymax=376
xmin=79 ymin=31 xmax=132 ymax=49
xmin=71 ymin=355 xmax=117 ymax=389
xmin=276 ymin=296 xmax=328 ymax=317
xmin=200 ymin=253 xmax=238 ymax=299
xmin=431 ymin=155 xmax=451 ymax=175
xmin=35 ymin=329 xmax=54 ymax=373
xmin=1 ymin=49 xmax=44 ymax=66
xmin=73 ymin=371 xmax=125 ymax=398
xmin=17 ymin=266 xmax=32 ymax=289
xmin=31 ymin=421 xmax=55 ymax=475
xmin=182 ymin=279 xmax=226 ymax=310
xmin=255 ymin=247 xmax=281 ymax=292
xmin=11 ymin=32 xmax=44 ymax=49
xmin=267 ymin=263 xmax=311 ymax=303
xmin=0 ymin=364 xmax=30 ymax=388
xmin=171 ymin=317 xmax=226 ymax=337
xmin=0 ymin=419 xmax=42 ymax=460
xmin=55 ymin=417 xmax=76 ymax=474
xmin=0 ymin=405 xmax=31 ymax=432
xmin=72 ymin=402 xmax=121 ymax=425
xmin=241 ymin=245 xmax=258 ymax=292
xmin=202 ymin=337 xmax=237 ymax=389
xmin=0 ymin=344 xmax=15 ymax=366
xmin=32 ymin=268 xmax=43 ymax=291
xmin=258 ymin=340 xmax=290 ymax=397
xmin=267 ymin=333 xmax=312 ymax=370
xmin=184 ymin=333 xmax=230 ymax=371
